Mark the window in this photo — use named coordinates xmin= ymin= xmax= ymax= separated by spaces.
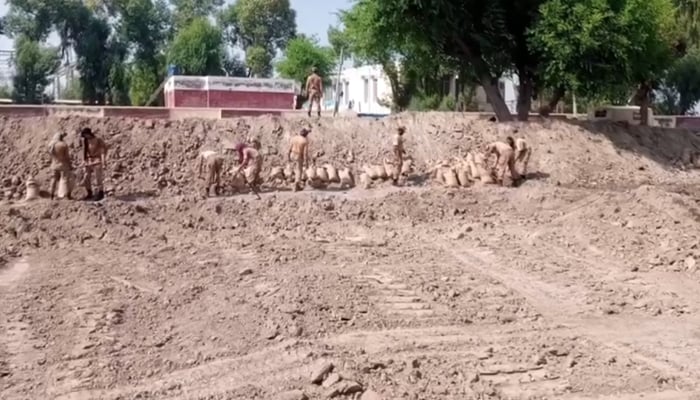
xmin=363 ymin=78 xmax=369 ymax=103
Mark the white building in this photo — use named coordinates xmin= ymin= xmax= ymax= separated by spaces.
xmin=324 ymin=63 xmax=519 ymax=115
xmin=325 ymin=64 xmax=393 ymax=115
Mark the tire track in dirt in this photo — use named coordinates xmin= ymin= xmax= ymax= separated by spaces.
xmin=440 ymin=242 xmax=700 ymax=389
xmin=0 ymin=259 xmax=46 ymax=397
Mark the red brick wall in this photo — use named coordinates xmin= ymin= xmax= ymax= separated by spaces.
xmin=207 ymin=90 xmax=293 ymax=109
xmin=173 ymin=91 xmax=208 ymax=107
xmin=168 ymin=89 xmax=293 ymax=109
xmin=675 ymin=116 xmax=700 ymax=130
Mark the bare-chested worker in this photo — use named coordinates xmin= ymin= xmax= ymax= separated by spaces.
xmin=392 ymin=126 xmax=406 ymax=183
xmin=485 ymin=137 xmax=520 ymax=185
xmin=48 ymin=131 xmax=73 ymax=200
xmin=236 ymin=139 xmax=263 ymax=188
xmin=288 ymin=128 xmax=311 ymax=191
xmin=234 ymin=142 xmax=248 ymax=165
xmin=507 ymin=137 xmax=532 ymax=177
xmin=305 ymin=67 xmax=323 ymax=117
xmin=80 ymin=127 xmax=108 ymax=201
xmin=197 ymin=150 xmax=225 ymax=197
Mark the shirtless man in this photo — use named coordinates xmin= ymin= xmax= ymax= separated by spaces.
xmin=288 ymin=128 xmax=310 ymax=191
xmin=305 ymin=67 xmax=323 ymax=117
xmin=507 ymin=137 xmax=532 ymax=176
xmin=48 ymin=132 xmax=73 ymax=200
xmin=392 ymin=126 xmax=406 ymax=184
xmin=197 ymin=150 xmax=225 ymax=197
xmin=80 ymin=127 xmax=108 ymax=201
xmin=485 ymin=137 xmax=520 ymax=185
xmin=236 ymin=139 xmax=263 ymax=187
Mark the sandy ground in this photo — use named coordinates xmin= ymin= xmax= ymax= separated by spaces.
xmin=1 ymin=114 xmax=700 ymax=399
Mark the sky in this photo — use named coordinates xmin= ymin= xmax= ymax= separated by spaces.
xmin=0 ymin=0 xmax=352 ymax=50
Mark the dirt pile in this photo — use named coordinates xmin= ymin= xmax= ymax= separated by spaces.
xmin=0 ymin=113 xmax=699 ymax=199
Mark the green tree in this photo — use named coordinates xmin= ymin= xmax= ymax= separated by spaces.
xmin=655 ymin=48 xmax=700 ymax=114
xmin=339 ymin=1 xmax=415 ymax=111
xmin=167 ymin=17 xmax=224 ymax=75
xmin=277 ymin=36 xmax=335 ymax=88
xmin=11 ymin=35 xmax=59 ymax=104
xmin=245 ymin=45 xmax=273 ymax=77
xmin=107 ymin=0 xmax=171 ymax=104
xmin=528 ymin=0 xmax=633 ymax=114
xmin=170 ymin=0 xmax=223 ymax=29
xmin=219 ymin=0 xmax=296 ymax=77
xmin=625 ymin=0 xmax=678 ymax=124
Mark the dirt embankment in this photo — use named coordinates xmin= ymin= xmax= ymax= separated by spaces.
xmin=0 ymin=114 xmax=699 ymax=199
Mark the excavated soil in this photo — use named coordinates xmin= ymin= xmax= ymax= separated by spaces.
xmin=1 ymin=113 xmax=700 ymax=400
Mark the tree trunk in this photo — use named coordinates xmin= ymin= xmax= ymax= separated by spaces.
xmin=635 ymin=83 xmax=651 ymax=126
xmin=538 ymin=87 xmax=565 ymax=117
xmin=479 ymin=75 xmax=512 ymax=121
xmin=451 ymin=35 xmax=512 ymax=121
xmin=517 ymin=76 xmax=533 ymax=121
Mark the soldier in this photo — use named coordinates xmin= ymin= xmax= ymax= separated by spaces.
xmin=288 ymin=128 xmax=310 ymax=191
xmin=197 ymin=150 xmax=225 ymax=197
xmin=508 ymin=137 xmax=532 ymax=176
xmin=236 ymin=139 xmax=263 ymax=188
xmin=305 ymin=67 xmax=323 ymax=117
xmin=485 ymin=138 xmax=519 ymax=185
xmin=392 ymin=126 xmax=406 ymax=184
xmin=48 ymin=132 xmax=73 ymax=200
xmin=79 ymin=127 xmax=108 ymax=201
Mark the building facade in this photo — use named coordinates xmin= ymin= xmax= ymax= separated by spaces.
xmin=324 ymin=65 xmax=393 ymax=115
xmin=324 ymin=64 xmax=519 ymax=115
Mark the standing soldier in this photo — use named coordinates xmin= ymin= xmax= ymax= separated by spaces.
xmin=197 ymin=150 xmax=225 ymax=197
xmin=288 ymin=128 xmax=310 ymax=191
xmin=80 ymin=127 xmax=108 ymax=201
xmin=305 ymin=67 xmax=323 ymax=117
xmin=48 ymin=132 xmax=73 ymax=200
xmin=392 ymin=126 xmax=406 ymax=184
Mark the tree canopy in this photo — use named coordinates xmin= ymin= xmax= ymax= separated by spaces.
xmin=0 ymin=0 xmax=692 ymax=120
xmin=276 ymin=35 xmax=335 ymax=88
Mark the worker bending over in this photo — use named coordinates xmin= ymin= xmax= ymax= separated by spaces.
xmin=485 ymin=138 xmax=520 ymax=185
xmin=237 ymin=138 xmax=264 ymax=188
xmin=507 ymin=137 xmax=532 ymax=176
xmin=198 ymin=150 xmax=225 ymax=197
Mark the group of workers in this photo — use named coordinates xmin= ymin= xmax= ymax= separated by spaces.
xmin=46 ymin=122 xmax=531 ymax=201
xmin=486 ymin=136 xmax=532 ymax=184
xmin=196 ymin=127 xmax=311 ymax=196
xmin=48 ymin=128 xmax=108 ymax=201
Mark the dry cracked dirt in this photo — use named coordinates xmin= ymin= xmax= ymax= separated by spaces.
xmin=1 ymin=113 xmax=700 ymax=400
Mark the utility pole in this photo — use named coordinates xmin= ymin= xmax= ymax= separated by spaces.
xmin=333 ymin=47 xmax=344 ymax=117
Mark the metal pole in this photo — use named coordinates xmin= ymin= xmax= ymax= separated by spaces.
xmin=333 ymin=47 xmax=344 ymax=117
xmin=572 ymin=93 xmax=577 ymax=115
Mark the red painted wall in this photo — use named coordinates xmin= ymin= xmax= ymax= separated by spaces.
xmin=169 ymin=90 xmax=294 ymax=109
